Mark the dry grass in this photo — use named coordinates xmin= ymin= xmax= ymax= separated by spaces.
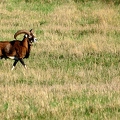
xmin=0 ymin=0 xmax=120 ymax=119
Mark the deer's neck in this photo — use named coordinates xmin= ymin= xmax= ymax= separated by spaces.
xmin=22 ymin=38 xmax=29 ymax=48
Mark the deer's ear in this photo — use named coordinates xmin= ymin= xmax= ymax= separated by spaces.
xmin=30 ymin=29 xmax=33 ymax=33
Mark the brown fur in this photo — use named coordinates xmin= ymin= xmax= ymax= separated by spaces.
xmin=0 ymin=29 xmax=37 ymax=70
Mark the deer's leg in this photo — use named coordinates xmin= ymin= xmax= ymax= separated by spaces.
xmin=19 ymin=58 xmax=27 ymax=69
xmin=11 ymin=60 xmax=18 ymax=70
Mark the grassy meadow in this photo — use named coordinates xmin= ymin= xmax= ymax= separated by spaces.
xmin=0 ymin=0 xmax=120 ymax=119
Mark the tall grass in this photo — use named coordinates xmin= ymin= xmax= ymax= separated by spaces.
xmin=0 ymin=0 xmax=120 ymax=119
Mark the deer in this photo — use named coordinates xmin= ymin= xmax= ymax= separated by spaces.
xmin=0 ymin=29 xmax=37 ymax=70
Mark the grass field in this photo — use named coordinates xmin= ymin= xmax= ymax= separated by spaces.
xmin=0 ymin=0 xmax=120 ymax=119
